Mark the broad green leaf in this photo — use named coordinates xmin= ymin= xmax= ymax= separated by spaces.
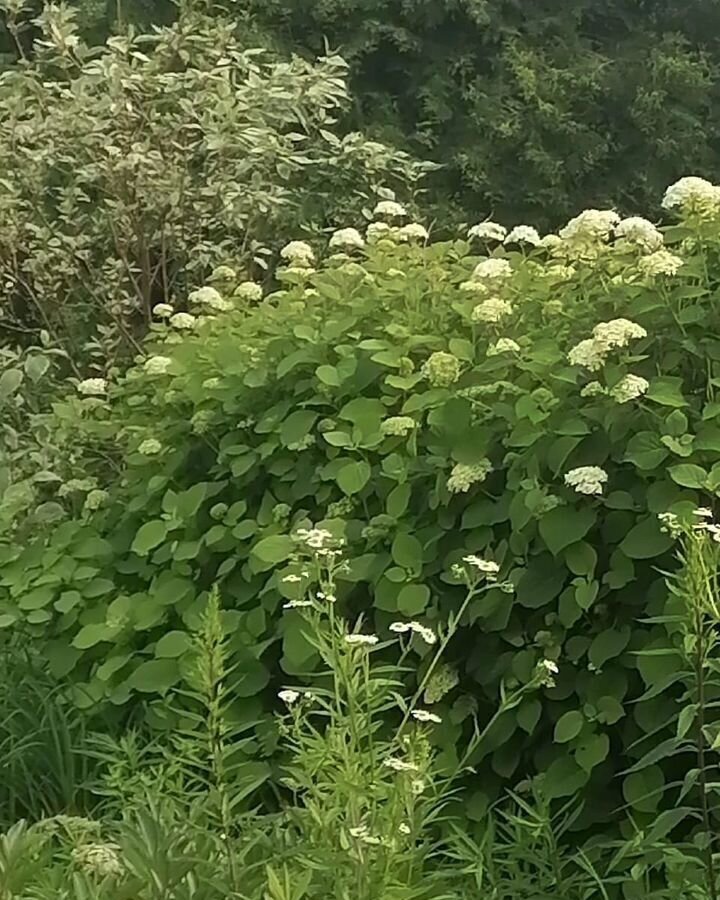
xmin=625 ymin=431 xmax=669 ymax=470
xmin=575 ymin=733 xmax=609 ymax=772
xmin=129 ymin=659 xmax=180 ymax=694
xmin=280 ymin=411 xmax=318 ymax=447
xmin=589 ymin=627 xmax=631 ymax=669
xmin=539 ymin=506 xmax=596 ymax=555
xmin=554 ymin=710 xmax=584 ymax=743
xmin=646 ymin=376 xmax=687 ymax=408
xmin=155 ymin=631 xmax=192 ymax=658
xmin=251 ymin=535 xmax=294 ymax=566
xmin=391 ymin=533 xmax=423 ymax=572
xmin=336 ymin=460 xmax=371 ymax=495
xmin=132 ymin=520 xmax=168 ymax=555
xmin=0 ymin=368 xmax=23 ymax=399
xmin=669 ymin=463 xmax=707 ymax=488
xmin=620 ymin=516 xmax=674 ymax=559
xmin=397 ymin=583 xmax=430 ymax=615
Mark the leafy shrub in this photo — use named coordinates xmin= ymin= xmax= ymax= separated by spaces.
xmin=6 ymin=180 xmax=720 ymax=837
xmin=0 ymin=2 xmax=430 ymax=356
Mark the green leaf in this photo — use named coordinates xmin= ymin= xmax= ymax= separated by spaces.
xmin=315 ymin=364 xmax=341 ymax=386
xmin=620 ymin=516 xmax=674 ymax=560
xmin=336 ymin=460 xmax=371 ymax=496
xmin=623 ymin=765 xmax=665 ymax=812
xmin=565 ymin=542 xmax=597 ymax=576
xmin=669 ymin=464 xmax=707 ymax=488
xmin=73 ymin=623 xmax=115 ymax=650
xmin=391 ymin=533 xmax=423 ymax=572
xmin=131 ymin=520 xmax=168 ymax=556
xmin=280 ymin=411 xmax=318 ymax=447
xmin=24 ymin=355 xmax=50 ymax=382
xmin=155 ymin=631 xmax=192 ymax=658
xmin=129 ymin=659 xmax=180 ymax=694
xmin=0 ymin=368 xmax=23 ymax=399
xmin=539 ymin=506 xmax=596 ymax=555
xmin=554 ymin=710 xmax=584 ymax=743
xmin=386 ymin=483 xmax=412 ymax=518
xmin=589 ymin=627 xmax=631 ymax=669
xmin=625 ymin=431 xmax=669 ymax=470
xmin=575 ymin=733 xmax=609 ymax=772
xmin=397 ymin=584 xmax=430 ymax=615
xmin=646 ymin=376 xmax=687 ymax=408
xmin=251 ymin=535 xmax=294 ymax=566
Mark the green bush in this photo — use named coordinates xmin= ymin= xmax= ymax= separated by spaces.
xmin=5 ymin=178 xmax=720 ymax=834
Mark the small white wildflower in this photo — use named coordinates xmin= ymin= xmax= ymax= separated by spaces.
xmin=504 ymin=225 xmax=541 ymax=247
xmin=278 ymin=689 xmax=300 ymax=706
xmin=138 ymin=438 xmax=162 ymax=456
xmin=564 ymin=465 xmax=608 ymax=496
xmin=233 ymin=281 xmax=263 ymax=302
xmin=329 ymin=227 xmax=365 ymax=251
xmin=170 ymin=312 xmax=196 ymax=330
xmin=638 ymin=249 xmax=684 ymax=277
xmin=373 ymin=199 xmax=407 ymax=219
xmin=614 ymin=216 xmax=664 ymax=251
xmin=462 ymin=555 xmax=500 ymax=576
xmin=210 ymin=265 xmax=236 ymax=283
xmin=366 ymin=221 xmax=393 ymax=242
xmin=344 ymin=634 xmax=379 ymax=646
xmin=77 ymin=378 xmax=107 ymax=396
xmin=397 ymin=223 xmax=429 ymax=242
xmin=542 ymin=659 xmax=559 ymax=674
xmin=189 ymin=286 xmax=231 ymax=312
xmin=294 ymin=527 xmax=334 ymax=551
xmin=610 ymin=373 xmax=649 ymax=403
xmin=694 ymin=507 xmax=713 ymax=518
xmin=658 ymin=511 xmax=683 ymax=537
xmin=83 ymin=489 xmax=108 ymax=512
xmin=144 ymin=355 xmax=172 ymax=376
xmin=282 ymin=574 xmax=303 ymax=584
xmin=487 ymin=337 xmax=520 ymax=356
xmin=580 ymin=381 xmax=606 ymax=398
xmin=384 ymin=758 xmax=420 ymax=773
xmin=662 ymin=176 xmax=720 ymax=213
xmin=390 ymin=622 xmax=411 ymax=634
xmin=472 ymin=258 xmax=513 ymax=281
xmin=412 ymin=709 xmax=442 ymax=724
xmin=381 ymin=416 xmax=417 ymax=437
xmin=152 ymin=303 xmax=174 ymax=318
xmin=468 ymin=221 xmax=507 ymax=242
xmin=280 ymin=241 xmax=315 ymax=268
xmin=447 ymin=460 xmax=492 ymax=493
xmin=471 ymin=297 xmax=514 ymax=324
xmin=409 ymin=621 xmax=437 ymax=645
xmin=545 ymin=263 xmax=576 ymax=281
xmin=411 ymin=779 xmax=426 ymax=795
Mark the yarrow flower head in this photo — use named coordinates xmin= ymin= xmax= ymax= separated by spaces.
xmin=152 ymin=303 xmax=174 ymax=318
xmin=504 ymin=225 xmax=541 ymax=247
xmin=462 ymin=555 xmax=500 ymax=578
xmin=381 ymin=416 xmax=417 ymax=437
xmin=658 ymin=511 xmax=683 ymax=538
xmin=614 ymin=216 xmax=664 ymax=251
xmin=144 ymin=355 xmax=172 ymax=376
xmin=278 ymin=689 xmax=300 ymax=706
xmin=610 ymin=373 xmax=649 ymax=403
xmin=138 ymin=438 xmax=162 ymax=456
xmin=397 ymin=222 xmax=429 ymax=242
xmin=389 ymin=621 xmax=436 ymax=644
xmin=536 ymin=659 xmax=559 ymax=687
xmin=170 ymin=312 xmax=196 ymax=329
xmin=447 ymin=459 xmax=492 ymax=493
xmin=77 ymin=378 xmax=107 ymax=396
xmin=188 ymin=287 xmax=233 ymax=316
xmin=662 ymin=176 xmax=720 ymax=214
xmin=488 ymin=337 xmax=520 ymax=356
xmin=294 ymin=527 xmax=335 ymax=552
xmin=472 ymin=258 xmax=513 ymax=281
xmin=233 ymin=281 xmax=263 ymax=302
xmin=329 ymin=227 xmax=365 ymax=251
xmin=345 ymin=633 xmax=379 ymax=647
xmin=71 ymin=842 xmax=123 ymax=878
xmin=412 ymin=709 xmax=442 ymax=724
xmin=468 ymin=221 xmax=507 ymax=242
xmin=471 ymin=297 xmax=513 ymax=324
xmin=638 ymin=249 xmax=684 ymax=277
xmin=280 ymin=240 xmax=315 ymax=268
xmin=421 ymin=351 xmax=461 ymax=387
xmin=564 ymin=465 xmax=608 ymax=496
xmin=373 ymin=199 xmax=407 ymax=219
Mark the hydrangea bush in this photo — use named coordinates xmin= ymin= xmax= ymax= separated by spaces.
xmin=5 ymin=177 xmax=720 ymax=832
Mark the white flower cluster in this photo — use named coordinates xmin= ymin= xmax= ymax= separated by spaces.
xmin=422 ymin=351 xmax=461 ymax=387
xmin=472 ymin=258 xmax=513 ymax=281
xmin=345 ymin=633 xmax=379 ymax=647
xmin=384 ymin=757 xmax=419 ymax=773
xmin=190 ymin=285 xmax=232 ymax=312
xmin=559 ymin=209 xmax=620 ymax=243
xmin=536 ymin=659 xmax=559 ymax=688
xmin=412 ymin=709 xmax=442 ymax=724
xmin=447 ymin=459 xmax=492 ymax=493
xmin=329 ymin=227 xmax=365 ymax=251
xmin=234 ymin=281 xmax=263 ymax=302
xmin=278 ymin=689 xmax=300 ymax=706
xmin=366 ymin=221 xmax=392 ymax=242
xmin=294 ymin=527 xmax=335 ymax=552
xmin=487 ymin=337 xmax=520 ymax=356
xmin=138 ymin=438 xmax=162 ymax=456
xmin=662 ymin=176 xmax=720 ymax=214
xmin=280 ymin=240 xmax=315 ymax=268
xmin=614 ymin=216 xmax=663 ymax=251
xmin=170 ymin=312 xmax=196 ymax=329
xmin=381 ymin=416 xmax=417 ymax=437
xmin=389 ymin=620 xmax=436 ymax=644
xmin=397 ymin=223 xmax=429 ymax=242
xmin=539 ymin=234 xmax=562 ymax=250
xmin=580 ymin=380 xmax=606 ymax=398
xmin=638 ymin=249 xmax=684 ymax=277
xmin=468 ymin=221 xmax=507 ymax=242
xmin=144 ymin=355 xmax=172 ymax=376
xmin=152 ymin=302 xmax=174 ymax=318
xmin=471 ymin=297 xmax=513 ymax=324
xmin=77 ymin=378 xmax=107 ymax=396
xmin=373 ymin=199 xmax=407 ymax=219
xmin=564 ymin=465 xmax=608 ymax=496
xmin=610 ymin=373 xmax=649 ymax=403
xmin=504 ymin=225 xmax=541 ymax=247
xmin=568 ymin=318 xmax=647 ymax=370
xmin=462 ymin=555 xmax=500 ymax=578
xmin=71 ymin=842 xmax=123 ymax=878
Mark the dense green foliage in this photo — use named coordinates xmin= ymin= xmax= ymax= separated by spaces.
xmin=239 ymin=0 xmax=720 ymax=225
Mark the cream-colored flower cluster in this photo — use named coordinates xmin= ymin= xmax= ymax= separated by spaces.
xmin=662 ymin=176 xmax=720 ymax=214
xmin=568 ymin=318 xmax=647 ymax=371
xmin=564 ymin=465 xmax=608 ymax=495
xmin=447 ymin=460 xmax=492 ymax=493
xmin=422 ymin=351 xmax=461 ymax=387
xmin=471 ymin=297 xmax=513 ymax=324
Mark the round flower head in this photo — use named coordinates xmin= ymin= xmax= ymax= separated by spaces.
xmin=539 ymin=234 xmax=562 ymax=250
xmin=189 ymin=286 xmax=225 ymax=309
xmin=447 ymin=459 xmax=492 ymax=493
xmin=638 ymin=249 xmax=683 ymax=277
xmin=280 ymin=240 xmax=315 ymax=268
xmin=170 ymin=312 xmax=196 ymax=330
xmin=468 ymin=221 xmax=507 ymax=242
xmin=559 ymin=209 xmax=620 ymax=243
xmin=138 ymin=438 xmax=162 ymax=456
xmin=504 ymin=225 xmax=541 ymax=247
xmin=144 ymin=355 xmax=172 ymax=376
xmin=71 ymin=842 xmax=123 ymax=878
xmin=567 ymin=338 xmax=608 ymax=371
xmin=329 ymin=227 xmax=365 ymax=251
xmin=366 ymin=221 xmax=393 ymax=242
xmin=83 ymin=489 xmax=108 ymax=512
xmin=662 ymin=176 xmax=720 ymax=214
xmin=209 ymin=265 xmax=236 ymax=283
xmin=488 ymin=337 xmax=520 ymax=356
xmin=397 ymin=223 xmax=429 ymax=242
xmin=233 ymin=281 xmax=263 ymax=302
xmin=77 ymin=378 xmax=107 ymax=396
xmin=610 ymin=373 xmax=649 ymax=403
xmin=373 ymin=199 xmax=407 ymax=219
xmin=471 ymin=297 xmax=513 ymax=324
xmin=472 ymin=258 xmax=513 ymax=281
xmin=152 ymin=302 xmax=174 ymax=318
xmin=592 ymin=318 xmax=647 ymax=349
xmin=564 ymin=465 xmax=608 ymax=496
xmin=614 ymin=216 xmax=663 ymax=251
xmin=580 ymin=380 xmax=606 ymax=398
xmin=421 ymin=351 xmax=461 ymax=388
xmin=459 ymin=280 xmax=490 ymax=294
xmin=381 ymin=416 xmax=417 ymax=437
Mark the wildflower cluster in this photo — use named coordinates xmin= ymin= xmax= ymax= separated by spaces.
xmin=447 ymin=460 xmax=492 ymax=493
xmin=568 ymin=318 xmax=647 ymax=371
xmin=421 ymin=351 xmax=461 ymax=387
xmin=564 ymin=466 xmax=608 ymax=496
